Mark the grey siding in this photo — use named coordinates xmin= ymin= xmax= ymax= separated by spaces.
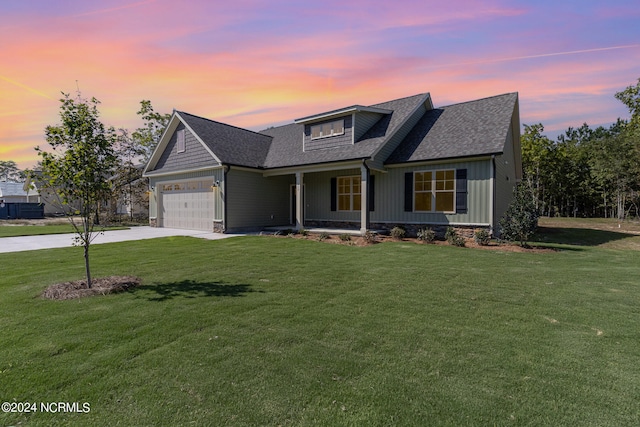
xmin=494 ymin=125 xmax=518 ymax=232
xmin=304 ymin=115 xmax=353 ymax=151
xmin=371 ymin=103 xmax=427 ymax=169
xmin=151 ymin=124 xmax=219 ymax=172
xmin=305 ymin=169 xmax=362 ymax=222
xmin=226 ymin=168 xmax=293 ymax=230
xmin=373 ymin=160 xmax=491 ymax=226
xmin=148 ymin=169 xmax=224 ymax=220
xmin=304 ymin=161 xmax=491 ymax=226
xmin=354 ymin=112 xmax=384 ymax=141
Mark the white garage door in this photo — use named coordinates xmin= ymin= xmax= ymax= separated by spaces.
xmin=160 ymin=181 xmax=214 ymax=231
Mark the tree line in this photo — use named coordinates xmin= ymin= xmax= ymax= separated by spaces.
xmin=521 ymin=78 xmax=640 ymax=220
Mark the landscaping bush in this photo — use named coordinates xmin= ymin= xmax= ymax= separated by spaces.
xmin=390 ymin=226 xmax=406 ymax=240
xmin=417 ymin=227 xmax=436 ymax=243
xmin=474 ymin=229 xmax=491 ymax=246
xmin=500 ymin=182 xmax=539 ymax=245
xmin=363 ymin=230 xmax=378 ymax=244
xmin=339 ymin=233 xmax=352 ymax=241
xmin=300 ymin=229 xmax=309 ymax=237
xmin=317 ymin=232 xmax=329 ymax=241
xmin=445 ymin=227 xmax=465 ymax=247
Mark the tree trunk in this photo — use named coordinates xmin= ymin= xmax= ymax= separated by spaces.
xmin=84 ymin=243 xmax=92 ymax=289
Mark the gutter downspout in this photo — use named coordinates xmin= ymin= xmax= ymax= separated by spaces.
xmin=222 ymin=165 xmax=229 ymax=233
xmin=490 ymin=155 xmax=496 ymax=236
xmin=361 ymin=159 xmax=371 ymax=234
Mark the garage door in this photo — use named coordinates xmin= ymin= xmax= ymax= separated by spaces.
xmin=160 ymin=181 xmax=214 ymax=231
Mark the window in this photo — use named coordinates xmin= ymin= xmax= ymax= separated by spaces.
xmin=311 ymin=119 xmax=345 ymax=139
xmin=177 ymin=129 xmax=185 ymax=153
xmin=414 ymin=169 xmax=455 ymax=212
xmin=337 ymin=176 xmax=361 ymax=211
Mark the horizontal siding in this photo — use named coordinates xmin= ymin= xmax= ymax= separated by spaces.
xmin=151 ymin=123 xmax=219 ymax=172
xmin=226 ymin=168 xmax=294 ymax=230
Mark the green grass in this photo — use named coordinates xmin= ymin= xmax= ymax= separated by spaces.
xmin=1 ymin=226 xmax=640 ymax=426
xmin=0 ymin=224 xmax=129 ymax=237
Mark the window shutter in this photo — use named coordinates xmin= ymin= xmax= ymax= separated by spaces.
xmin=330 ymin=177 xmax=337 ymax=211
xmin=404 ymin=172 xmax=413 ymax=212
xmin=456 ymin=169 xmax=468 ymax=214
xmin=369 ymin=175 xmax=375 ymax=212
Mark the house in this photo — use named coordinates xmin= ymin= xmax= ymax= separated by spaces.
xmin=0 ymin=181 xmax=44 ymax=219
xmin=143 ymin=92 xmax=522 ymax=236
xmin=0 ymin=181 xmax=39 ymax=203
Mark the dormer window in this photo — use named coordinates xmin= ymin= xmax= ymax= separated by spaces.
xmin=311 ymin=119 xmax=345 ymax=140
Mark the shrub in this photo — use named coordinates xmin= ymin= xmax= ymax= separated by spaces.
xmin=445 ymin=227 xmax=465 ymax=247
xmin=474 ymin=229 xmax=491 ymax=246
xmin=499 ymin=183 xmax=539 ymax=245
xmin=300 ymin=229 xmax=309 ymax=237
xmin=339 ymin=233 xmax=352 ymax=241
xmin=390 ymin=226 xmax=406 ymax=240
xmin=417 ymin=227 xmax=436 ymax=243
xmin=363 ymin=230 xmax=378 ymax=244
xmin=317 ymin=232 xmax=329 ymax=241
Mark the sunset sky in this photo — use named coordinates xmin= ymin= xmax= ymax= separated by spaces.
xmin=1 ymin=0 xmax=639 ymax=169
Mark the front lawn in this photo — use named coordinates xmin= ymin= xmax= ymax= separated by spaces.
xmin=1 ymin=233 xmax=639 ymax=425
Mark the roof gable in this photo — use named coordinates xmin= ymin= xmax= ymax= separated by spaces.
xmin=385 ymin=93 xmax=518 ymax=164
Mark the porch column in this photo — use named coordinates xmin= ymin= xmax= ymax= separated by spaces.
xmin=360 ymin=164 xmax=370 ymax=234
xmin=295 ymin=172 xmax=304 ymax=231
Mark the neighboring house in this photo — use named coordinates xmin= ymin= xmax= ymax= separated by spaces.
xmin=0 ymin=181 xmax=44 ymax=219
xmin=143 ymin=92 xmax=522 ymax=235
xmin=0 ymin=181 xmax=39 ymax=203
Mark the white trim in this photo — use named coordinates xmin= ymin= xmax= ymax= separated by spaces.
xmin=295 ymin=105 xmax=392 ymax=124
xmin=144 ymin=165 xmax=223 ymax=178
xmin=412 ymin=169 xmax=456 ymax=214
xmin=262 ymin=160 xmax=363 ymax=177
xmin=385 ymin=155 xmax=492 ymax=168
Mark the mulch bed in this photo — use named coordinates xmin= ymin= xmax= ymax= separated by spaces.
xmin=41 ymin=276 xmax=141 ymax=300
xmin=272 ymin=233 xmax=556 ymax=253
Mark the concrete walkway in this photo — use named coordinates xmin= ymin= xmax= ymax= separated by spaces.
xmin=0 ymin=227 xmax=243 ymax=253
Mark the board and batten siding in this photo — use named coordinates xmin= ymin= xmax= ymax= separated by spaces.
xmin=225 ymin=168 xmax=293 ymax=231
xmin=304 ymin=161 xmax=491 ymax=226
xmin=493 ymin=125 xmax=518 ymax=231
xmin=148 ymin=168 xmax=224 ymax=220
xmin=374 ymin=160 xmax=492 ymax=226
xmin=150 ymin=123 xmax=219 ymax=172
xmin=304 ymin=168 xmax=362 ymax=222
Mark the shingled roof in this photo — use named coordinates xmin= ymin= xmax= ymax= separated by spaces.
xmin=148 ymin=91 xmax=518 ymax=174
xmin=385 ymin=93 xmax=518 ymax=164
xmin=178 ymin=111 xmax=273 ymax=169
xmin=261 ymin=93 xmax=429 ymax=169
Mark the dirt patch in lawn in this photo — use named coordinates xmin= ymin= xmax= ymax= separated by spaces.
xmin=41 ymin=276 xmax=141 ymax=300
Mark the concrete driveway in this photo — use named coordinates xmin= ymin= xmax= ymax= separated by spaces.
xmin=0 ymin=227 xmax=243 ymax=253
